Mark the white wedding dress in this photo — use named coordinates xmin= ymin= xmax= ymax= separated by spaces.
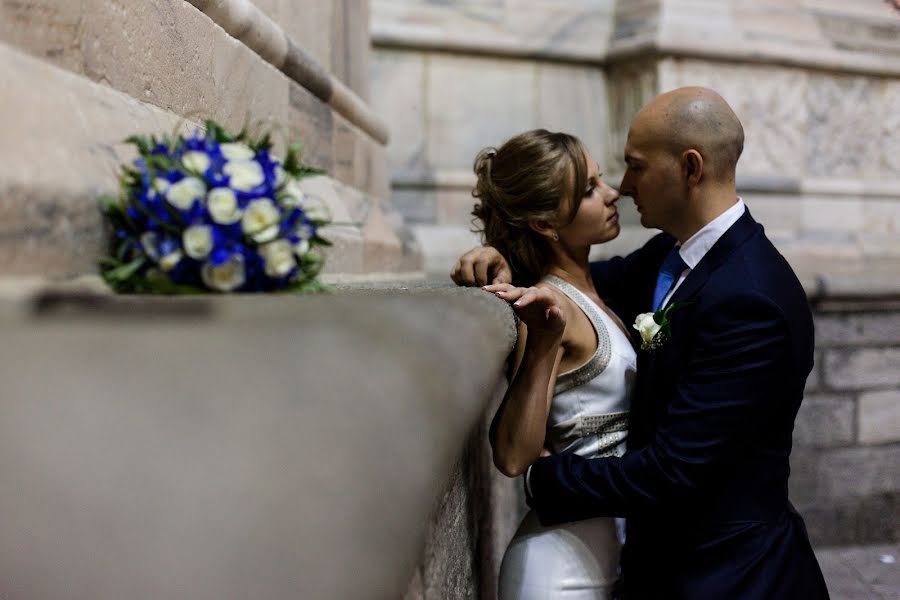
xmin=498 ymin=275 xmax=637 ymax=600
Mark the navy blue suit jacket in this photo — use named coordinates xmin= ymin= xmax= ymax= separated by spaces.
xmin=527 ymin=210 xmax=829 ymax=599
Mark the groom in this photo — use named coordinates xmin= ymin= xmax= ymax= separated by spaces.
xmin=452 ymin=88 xmax=829 ymax=599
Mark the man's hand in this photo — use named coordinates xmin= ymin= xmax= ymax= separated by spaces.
xmin=450 ymin=246 xmax=512 ymax=286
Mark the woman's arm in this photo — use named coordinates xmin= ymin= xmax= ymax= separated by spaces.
xmin=486 ymin=284 xmax=567 ymax=477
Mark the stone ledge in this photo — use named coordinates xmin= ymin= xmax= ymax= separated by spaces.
xmin=0 ymin=287 xmax=516 ymax=599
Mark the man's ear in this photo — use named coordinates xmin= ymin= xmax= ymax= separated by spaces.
xmin=528 ymin=219 xmax=556 ymax=241
xmin=682 ymin=150 xmax=703 ymax=186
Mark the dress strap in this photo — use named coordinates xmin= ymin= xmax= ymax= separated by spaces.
xmin=540 ymin=275 xmax=612 ymax=394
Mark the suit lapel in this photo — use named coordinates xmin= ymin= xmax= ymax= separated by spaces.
xmin=632 ymin=209 xmax=763 ymax=436
xmin=666 ymin=208 xmax=761 ymax=309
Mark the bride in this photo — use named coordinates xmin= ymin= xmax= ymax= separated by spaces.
xmin=465 ymin=129 xmax=636 ymax=599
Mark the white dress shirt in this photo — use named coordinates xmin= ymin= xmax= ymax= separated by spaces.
xmin=524 ymin=197 xmax=747 ymax=499
xmin=659 ymin=198 xmax=746 ymax=309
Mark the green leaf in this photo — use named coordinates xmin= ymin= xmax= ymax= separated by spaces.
xmin=125 ymin=134 xmax=153 ymax=156
xmin=102 ymin=256 xmax=146 ymax=282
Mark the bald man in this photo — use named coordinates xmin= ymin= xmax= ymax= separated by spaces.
xmin=453 ymin=88 xmax=829 ymax=599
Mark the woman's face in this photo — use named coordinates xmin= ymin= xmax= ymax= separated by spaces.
xmin=558 ymin=151 xmax=621 ymax=248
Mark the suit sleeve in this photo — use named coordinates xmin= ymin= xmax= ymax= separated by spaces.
xmin=527 ymin=292 xmax=791 ymax=525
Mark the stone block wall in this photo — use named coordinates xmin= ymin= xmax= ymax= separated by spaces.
xmin=0 ymin=0 xmax=420 ymax=279
xmin=792 ymin=303 xmax=900 ymax=545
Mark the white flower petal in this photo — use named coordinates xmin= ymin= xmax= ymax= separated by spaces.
xmin=182 ymin=225 xmax=213 ymax=260
xmin=219 ymin=142 xmax=255 ymax=161
xmin=223 ymin=160 xmax=265 ymax=192
xmin=166 ymin=177 xmax=206 ymax=210
xmin=207 ymin=187 xmax=243 ymax=225
xmin=241 ymin=198 xmax=280 ymax=238
xmin=260 ymin=239 xmax=296 ymax=278
xmin=181 ymin=151 xmax=211 ymax=173
xmin=201 ymin=255 xmax=246 ymax=292
xmin=293 ymin=238 xmax=310 ymax=257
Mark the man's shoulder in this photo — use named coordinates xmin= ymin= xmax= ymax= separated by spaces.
xmin=703 ymin=228 xmax=809 ymax=314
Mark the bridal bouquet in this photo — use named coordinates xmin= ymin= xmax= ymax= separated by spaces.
xmin=100 ymin=121 xmax=330 ymax=293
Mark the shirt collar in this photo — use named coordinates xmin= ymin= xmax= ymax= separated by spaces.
xmin=677 ymin=198 xmax=746 ymax=269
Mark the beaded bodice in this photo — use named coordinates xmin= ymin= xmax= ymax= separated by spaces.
xmin=541 ymin=275 xmax=637 ymax=458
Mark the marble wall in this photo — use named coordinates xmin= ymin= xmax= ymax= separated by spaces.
xmin=371 ymin=0 xmax=900 ymax=272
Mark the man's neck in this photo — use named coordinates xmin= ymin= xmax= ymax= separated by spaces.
xmin=672 ymin=188 xmax=738 ymax=244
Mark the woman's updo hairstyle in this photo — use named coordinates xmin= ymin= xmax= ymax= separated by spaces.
xmin=471 ymin=129 xmax=589 ymax=286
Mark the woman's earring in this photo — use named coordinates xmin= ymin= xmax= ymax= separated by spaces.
xmin=552 ymin=232 xmax=559 ymax=242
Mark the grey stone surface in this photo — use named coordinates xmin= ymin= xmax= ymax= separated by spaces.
xmin=813 ymin=446 xmax=900 ymax=502
xmin=816 ymin=312 xmax=900 ymax=347
xmin=427 ymin=54 xmax=537 ymax=171
xmin=824 ymin=348 xmax=900 ymax=390
xmin=0 ymin=288 xmax=517 ymax=600
xmin=858 ymin=390 xmax=900 ymax=445
xmin=794 ymin=394 xmax=856 ymax=448
xmin=816 ymin=544 xmax=900 ymax=600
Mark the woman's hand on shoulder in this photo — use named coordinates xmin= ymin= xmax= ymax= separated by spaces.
xmin=485 ymin=283 xmax=566 ymax=341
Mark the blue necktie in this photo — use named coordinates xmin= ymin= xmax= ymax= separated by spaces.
xmin=652 ymin=247 xmax=688 ymax=311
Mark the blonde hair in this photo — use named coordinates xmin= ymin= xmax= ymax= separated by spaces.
xmin=471 ymin=129 xmax=588 ymax=286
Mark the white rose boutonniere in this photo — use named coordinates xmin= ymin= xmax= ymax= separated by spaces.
xmin=633 ymin=302 xmax=691 ymax=351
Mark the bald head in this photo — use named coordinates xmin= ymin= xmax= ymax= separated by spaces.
xmin=634 ymin=87 xmax=744 ymax=181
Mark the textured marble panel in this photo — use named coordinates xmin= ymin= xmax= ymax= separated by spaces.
xmin=807 ymin=74 xmax=883 ymax=178
xmin=371 ymin=0 xmax=615 ymax=61
xmin=427 ymin=55 xmax=537 ymax=170
xmin=604 ymin=60 xmax=658 ymax=174
xmin=537 ymin=63 xmax=609 ymax=165
xmin=802 ymin=198 xmax=865 ymax=234
xmin=370 ymin=49 xmax=427 ymax=177
xmin=882 ymin=80 xmax=900 ymax=176
xmin=659 ymin=59 xmax=808 ymax=179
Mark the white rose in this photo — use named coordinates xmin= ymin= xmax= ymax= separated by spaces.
xmin=182 ymin=225 xmax=213 ymax=260
xmin=259 ymin=239 xmax=296 ymax=278
xmin=633 ymin=312 xmax=662 ymax=347
xmin=223 ymin=159 xmax=265 ymax=192
xmin=219 ymin=142 xmax=255 ymax=161
xmin=166 ymin=177 xmax=206 ymax=210
xmin=159 ymin=250 xmax=183 ymax=272
xmin=293 ymin=238 xmax=310 ymax=257
xmin=181 ymin=151 xmax=210 ymax=174
xmin=201 ymin=254 xmax=246 ymax=292
xmin=241 ymin=198 xmax=281 ymax=243
xmin=207 ymin=187 xmax=243 ymax=225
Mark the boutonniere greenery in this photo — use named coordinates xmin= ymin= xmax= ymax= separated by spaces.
xmin=99 ymin=120 xmax=330 ymax=294
xmin=633 ymin=302 xmax=691 ymax=351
